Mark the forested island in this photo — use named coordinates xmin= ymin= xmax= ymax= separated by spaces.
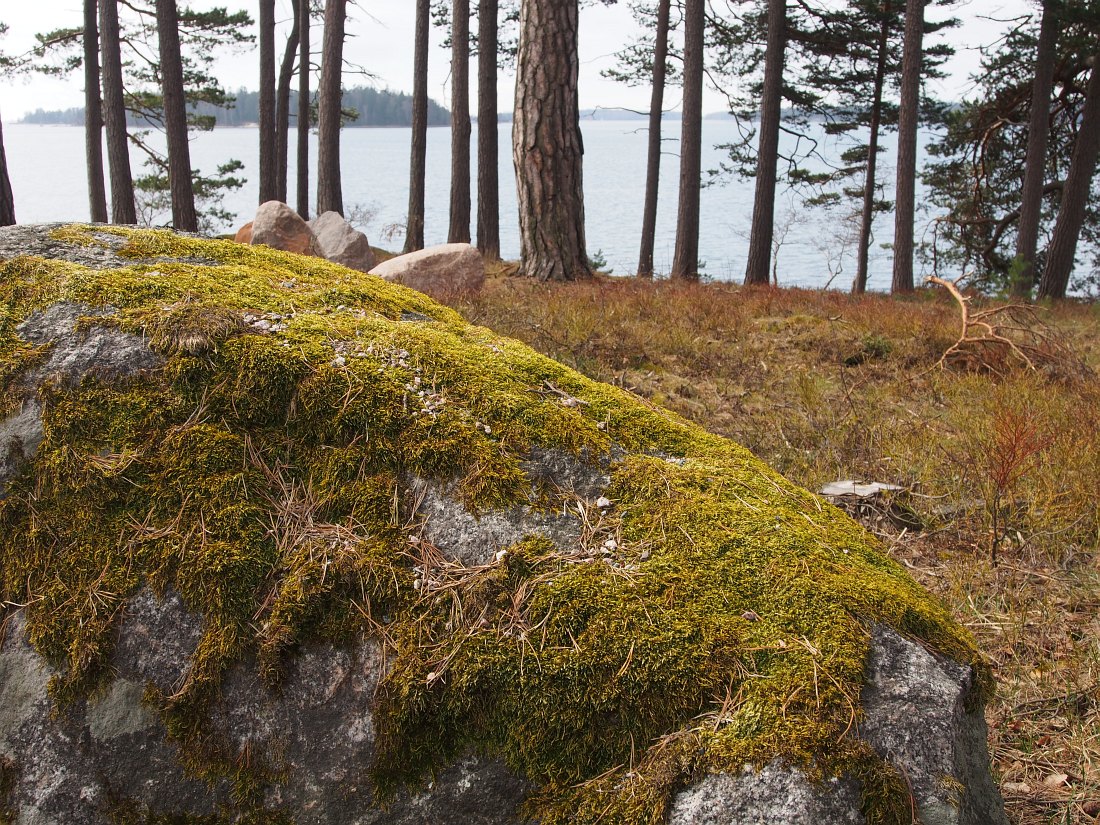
xmin=20 ymin=86 xmax=451 ymax=128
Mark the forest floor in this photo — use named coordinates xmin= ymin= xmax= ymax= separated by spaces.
xmin=429 ymin=269 xmax=1100 ymax=825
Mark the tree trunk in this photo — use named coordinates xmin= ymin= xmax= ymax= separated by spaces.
xmin=0 ymin=114 xmax=15 ymax=227
xmin=637 ymin=0 xmax=671 ymax=278
xmin=259 ymin=0 xmax=277 ymax=203
xmin=296 ymin=0 xmax=310 ymax=218
xmin=405 ymin=0 xmax=430 ymax=253
xmin=671 ymin=0 xmax=705 ymax=280
xmin=449 ymin=0 xmax=472 ymax=243
xmin=156 ymin=0 xmax=198 ymax=231
xmin=99 ymin=0 xmax=136 ymax=224
xmin=277 ymin=16 xmax=303 ymax=205
xmin=852 ymin=0 xmax=890 ymax=295
xmin=744 ymin=0 xmax=786 ymax=286
xmin=275 ymin=11 xmax=301 ymax=204
xmin=891 ymin=0 xmax=924 ymax=294
xmin=316 ymin=0 xmax=346 ymax=216
xmin=1012 ymin=0 xmax=1059 ymax=298
xmin=476 ymin=0 xmax=500 ymax=259
xmin=83 ymin=0 xmax=108 ymax=223
xmin=513 ymin=0 xmax=591 ymax=281
xmin=1038 ymin=54 xmax=1100 ymax=300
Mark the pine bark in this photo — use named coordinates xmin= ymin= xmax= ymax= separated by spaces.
xmin=637 ymin=0 xmax=671 ymax=278
xmin=449 ymin=0 xmax=472 ymax=243
xmin=83 ymin=0 xmax=108 ymax=223
xmin=744 ymin=0 xmax=786 ymax=286
xmin=1038 ymin=54 xmax=1100 ymax=300
xmin=316 ymin=0 xmax=346 ymax=216
xmin=891 ymin=0 xmax=924 ymax=293
xmin=852 ymin=1 xmax=890 ymax=295
xmin=296 ymin=0 xmax=310 ymax=218
xmin=99 ymin=0 xmax=136 ymax=224
xmin=405 ymin=0 xmax=430 ymax=253
xmin=258 ymin=0 xmax=277 ymax=203
xmin=1012 ymin=0 xmax=1059 ymax=297
xmin=513 ymin=0 xmax=591 ymax=281
xmin=671 ymin=0 xmax=705 ymax=280
xmin=156 ymin=0 xmax=198 ymax=231
xmin=0 ymin=114 xmax=15 ymax=227
xmin=476 ymin=0 xmax=500 ymax=259
xmin=275 ymin=11 xmax=301 ymax=204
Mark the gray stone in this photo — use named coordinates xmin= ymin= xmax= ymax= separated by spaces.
xmin=1 ymin=303 xmax=160 ymax=497
xmin=858 ymin=625 xmax=1008 ymax=825
xmin=16 ymin=303 xmax=160 ymax=386
xmin=370 ymin=243 xmax=485 ymax=296
xmin=662 ymin=626 xmax=1009 ymax=825
xmin=669 ymin=762 xmax=865 ymax=825
xmin=0 ymin=223 xmax=217 ymax=270
xmin=309 ymin=211 xmax=377 ymax=273
xmin=0 ymin=596 xmax=530 ymax=825
xmin=0 ymin=610 xmax=221 ymax=825
xmin=0 ymin=223 xmax=130 ymax=268
xmin=0 ymin=400 xmax=43 ymax=497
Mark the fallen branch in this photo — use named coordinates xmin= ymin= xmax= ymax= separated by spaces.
xmin=925 ymin=275 xmax=1090 ymax=379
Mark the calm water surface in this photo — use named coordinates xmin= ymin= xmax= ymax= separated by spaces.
xmin=4 ymin=120 xmax=935 ymax=290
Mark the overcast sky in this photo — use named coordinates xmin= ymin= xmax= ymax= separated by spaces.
xmin=0 ymin=0 xmax=1035 ymax=122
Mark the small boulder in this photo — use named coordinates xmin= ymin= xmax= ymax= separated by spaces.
xmin=250 ymin=201 xmax=317 ymax=257
xmin=370 ymin=243 xmax=484 ymax=296
xmin=233 ymin=222 xmax=253 ymax=244
xmin=308 ymin=211 xmax=376 ymax=273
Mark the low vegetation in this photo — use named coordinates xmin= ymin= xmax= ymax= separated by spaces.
xmin=436 ymin=272 xmax=1100 ymax=825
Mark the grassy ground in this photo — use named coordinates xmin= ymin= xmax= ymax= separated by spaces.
xmin=426 ymin=270 xmax=1100 ymax=825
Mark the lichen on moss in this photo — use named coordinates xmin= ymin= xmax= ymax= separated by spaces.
xmin=0 ymin=225 xmax=990 ymax=824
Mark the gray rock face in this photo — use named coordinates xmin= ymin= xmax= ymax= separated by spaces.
xmin=669 ymin=762 xmax=865 ymax=825
xmin=858 ymin=625 xmax=1006 ymax=825
xmin=0 ymin=593 xmax=530 ymax=825
xmin=309 ymin=211 xmax=377 ymax=273
xmin=0 ymin=302 xmax=160 ymax=496
xmin=370 ymin=243 xmax=485 ymax=296
xmin=0 ymin=596 xmax=1006 ymax=825
xmin=0 ymin=223 xmax=216 ymax=269
xmin=663 ymin=627 xmax=1009 ymax=825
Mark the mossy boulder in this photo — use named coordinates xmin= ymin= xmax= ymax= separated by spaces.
xmin=0 ymin=225 xmax=1008 ymax=825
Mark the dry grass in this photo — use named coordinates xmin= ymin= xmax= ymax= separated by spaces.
xmin=430 ymin=272 xmax=1100 ymax=825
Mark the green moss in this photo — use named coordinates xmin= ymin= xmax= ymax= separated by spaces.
xmin=0 ymin=225 xmax=990 ymax=823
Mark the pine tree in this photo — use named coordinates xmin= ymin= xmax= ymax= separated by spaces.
xmin=1013 ymin=0 xmax=1060 ymax=296
xmin=637 ymin=0 xmax=671 ymax=278
xmin=317 ymin=0 xmax=346 ymax=215
xmin=83 ymin=0 xmax=108 ymax=222
xmin=743 ymin=0 xmax=787 ymax=286
xmin=1039 ymin=51 xmax=1100 ymax=299
xmin=99 ymin=0 xmax=136 ymax=223
xmin=891 ymin=0 xmax=924 ymax=293
xmin=275 ymin=11 xmax=301 ymax=203
xmin=258 ymin=0 xmax=277 ymax=203
xmin=405 ymin=0 xmax=430 ymax=252
xmin=476 ymin=0 xmax=501 ymax=259
xmin=449 ymin=0 xmax=472 ymax=243
xmin=297 ymin=0 xmax=311 ymax=218
xmin=155 ymin=0 xmax=199 ymax=231
xmin=671 ymin=0 xmax=705 ymax=280
xmin=514 ymin=0 xmax=591 ymax=280
xmin=924 ymin=3 xmax=1100 ymax=293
